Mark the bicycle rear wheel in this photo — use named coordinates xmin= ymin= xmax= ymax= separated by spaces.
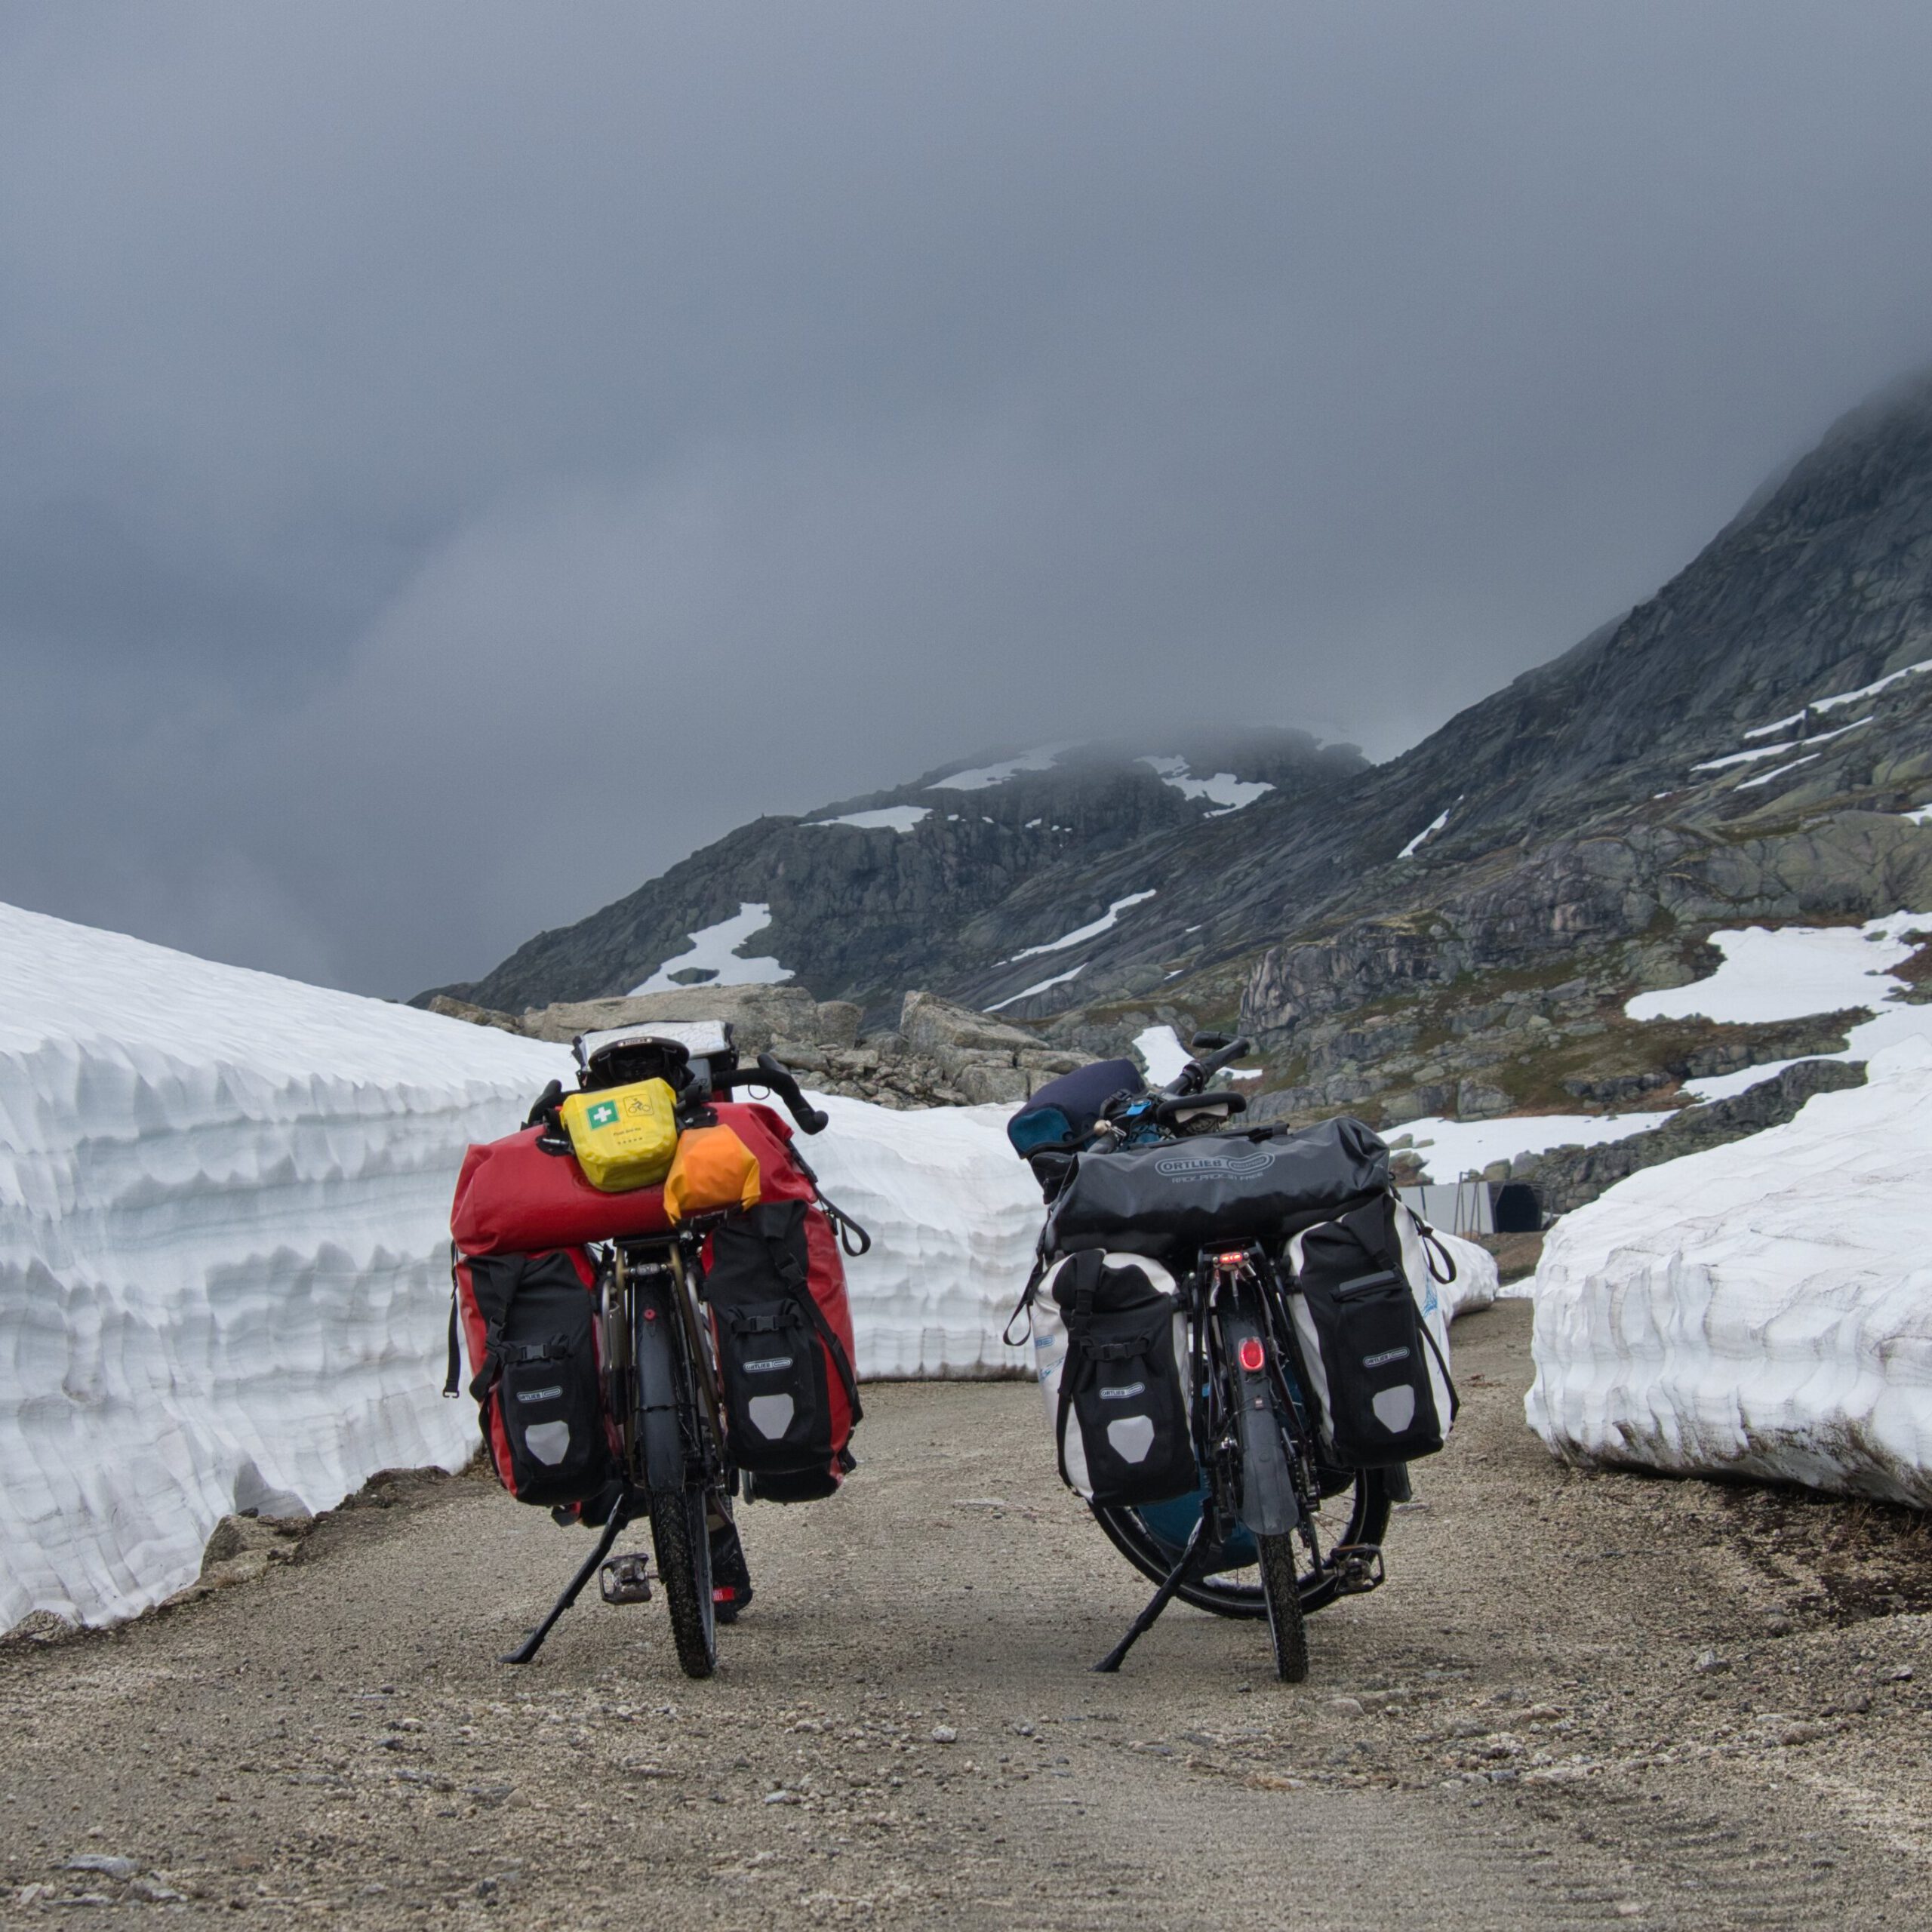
xmin=648 ymin=1482 xmax=716 ymax=1679
xmin=1257 ymin=1532 xmax=1309 ymax=1681
xmin=1091 ymin=1468 xmax=1393 ymax=1620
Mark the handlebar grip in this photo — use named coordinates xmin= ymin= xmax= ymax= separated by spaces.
xmin=755 ymin=1054 xmax=830 ymax=1134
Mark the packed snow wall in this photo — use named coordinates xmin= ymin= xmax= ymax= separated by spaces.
xmin=0 ymin=903 xmax=571 ymax=1632
xmin=1527 ymin=912 xmax=1932 ymax=1500
xmin=807 ymin=1098 xmax=1045 ymax=1377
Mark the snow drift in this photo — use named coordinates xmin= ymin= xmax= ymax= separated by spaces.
xmin=1527 ymin=912 xmax=1932 ymax=1500
xmin=0 ymin=902 xmax=571 ymax=1633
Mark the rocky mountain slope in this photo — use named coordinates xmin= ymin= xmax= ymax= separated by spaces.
xmin=426 ymin=370 xmax=1932 ymax=1168
xmin=422 ymin=730 xmax=1361 ymax=1020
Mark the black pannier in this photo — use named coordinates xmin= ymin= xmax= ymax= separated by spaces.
xmin=457 ymin=1248 xmax=615 ymax=1508
xmin=1286 ymin=1197 xmax=1456 ymax=1467
xmin=701 ymin=1201 xmax=862 ymax=1501
xmin=1048 ymin=1249 xmax=1198 ymax=1508
xmin=1045 ymin=1115 xmax=1390 ymax=1257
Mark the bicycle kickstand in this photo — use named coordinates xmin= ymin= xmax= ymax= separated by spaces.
xmin=500 ymin=1493 xmax=640 ymax=1666
xmin=1092 ymin=1514 xmax=1208 ymax=1675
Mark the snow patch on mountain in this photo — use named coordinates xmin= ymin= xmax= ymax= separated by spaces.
xmin=1008 ymin=891 xmax=1156 ymax=963
xmin=1626 ymin=912 xmax=1924 ymax=1026
xmin=1692 ymin=714 xmax=1872 ymax=775
xmin=1397 ymin=804 xmax=1454 ymax=860
xmin=629 ymin=902 xmax=795 ymax=994
xmin=1138 ymin=755 xmax=1273 ymax=814
xmin=1742 ymin=655 xmax=1932 ymax=739
xmin=928 ymin=746 xmax=1072 ymax=792
xmin=984 ymin=963 xmax=1087 ymax=1013
xmin=1392 ymin=1108 xmax=1677 ymax=1180
xmin=810 ymin=806 xmax=931 ymax=833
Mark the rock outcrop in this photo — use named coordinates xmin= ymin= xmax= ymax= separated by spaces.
xmin=429 ymin=986 xmax=1084 ymax=1111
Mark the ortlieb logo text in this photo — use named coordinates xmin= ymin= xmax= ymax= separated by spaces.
xmin=1151 ymin=1148 xmax=1276 ymax=1182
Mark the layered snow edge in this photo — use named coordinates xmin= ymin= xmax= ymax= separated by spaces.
xmin=1527 ymin=911 xmax=1932 ymax=1503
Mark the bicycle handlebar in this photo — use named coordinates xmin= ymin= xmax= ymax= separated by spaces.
xmin=1151 ymin=1090 xmax=1247 ymax=1124
xmin=710 ymin=1054 xmax=830 ymax=1135
xmin=1165 ymin=1035 xmax=1254 ymax=1096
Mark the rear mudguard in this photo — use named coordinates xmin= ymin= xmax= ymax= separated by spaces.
xmin=632 ymin=1278 xmax=689 ymax=1490
xmin=1221 ymin=1312 xmax=1302 ymax=1537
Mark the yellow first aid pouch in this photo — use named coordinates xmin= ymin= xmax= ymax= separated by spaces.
xmin=558 ymin=1078 xmax=679 ymax=1193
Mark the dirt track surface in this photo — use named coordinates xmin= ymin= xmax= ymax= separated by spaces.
xmin=7 ymin=1300 xmax=1932 ymax=1928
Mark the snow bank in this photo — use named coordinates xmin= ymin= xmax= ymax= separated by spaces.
xmin=1435 ymin=1232 xmax=1500 ymax=1321
xmin=1392 ymin=1108 xmax=1676 ymax=1180
xmin=1527 ymin=909 xmax=1932 ymax=1499
xmin=0 ymin=901 xmax=570 ymax=1634
xmin=805 ymin=1099 xmax=1043 ymax=1379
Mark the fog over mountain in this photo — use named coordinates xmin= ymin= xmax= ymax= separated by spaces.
xmin=5 ymin=2 xmax=1932 ymax=994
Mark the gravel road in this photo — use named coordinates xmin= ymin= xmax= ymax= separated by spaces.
xmin=6 ymin=1300 xmax=1932 ymax=1927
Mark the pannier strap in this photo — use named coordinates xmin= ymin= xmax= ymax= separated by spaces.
xmin=443 ymin=1243 xmax=463 ymax=1399
xmin=1001 ymin=1247 xmax=1051 ymax=1348
xmin=1418 ymin=1320 xmax=1460 ymax=1422
xmin=764 ymin=1223 xmax=864 ymax=1427
xmin=1417 ymin=1221 xmax=1459 ymax=1284
xmin=816 ymin=1188 xmax=873 ymax=1257
xmin=780 ymin=1139 xmax=875 ymax=1258
xmin=1051 ymin=1250 xmax=1112 ymax=1491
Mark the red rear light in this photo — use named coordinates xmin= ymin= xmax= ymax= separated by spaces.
xmin=1238 ymin=1337 xmax=1266 ymax=1374
xmin=1215 ymin=1250 xmax=1245 ymax=1266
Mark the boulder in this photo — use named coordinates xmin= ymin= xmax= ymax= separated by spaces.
xmin=899 ymin=991 xmax=1038 ymax=1057
xmin=520 ymin=986 xmax=860 ymax=1053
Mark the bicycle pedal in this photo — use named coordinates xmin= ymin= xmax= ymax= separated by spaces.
xmin=599 ymin=1553 xmax=653 ymax=1604
xmin=1329 ymin=1543 xmax=1386 ymax=1595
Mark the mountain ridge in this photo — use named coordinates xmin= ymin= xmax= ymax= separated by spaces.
xmin=423 ymin=368 xmax=1932 ymax=1137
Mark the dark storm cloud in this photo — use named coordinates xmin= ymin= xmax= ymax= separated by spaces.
xmin=4 ymin=2 xmax=1932 ymax=992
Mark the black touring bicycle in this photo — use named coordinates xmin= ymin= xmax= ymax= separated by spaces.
xmin=1005 ymin=1035 xmax=1458 ymax=1682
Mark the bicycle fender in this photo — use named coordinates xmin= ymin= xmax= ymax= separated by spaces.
xmin=1223 ymin=1314 xmax=1302 ymax=1537
xmin=632 ymin=1288 xmax=688 ymax=1489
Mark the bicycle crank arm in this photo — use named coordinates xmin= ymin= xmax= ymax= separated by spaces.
xmin=1222 ymin=1313 xmax=1302 ymax=1539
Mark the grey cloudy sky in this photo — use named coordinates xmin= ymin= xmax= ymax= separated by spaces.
xmin=4 ymin=2 xmax=1931 ymax=995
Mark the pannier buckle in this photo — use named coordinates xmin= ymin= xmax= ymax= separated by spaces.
xmin=598 ymin=1552 xmax=654 ymax=1604
xmin=1328 ymin=1543 xmax=1386 ymax=1595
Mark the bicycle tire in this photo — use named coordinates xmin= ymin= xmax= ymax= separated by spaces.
xmin=648 ymin=1482 xmax=716 ymax=1680
xmin=1257 ymin=1531 xmax=1309 ymax=1681
xmin=1091 ymin=1469 xmax=1393 ymax=1620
